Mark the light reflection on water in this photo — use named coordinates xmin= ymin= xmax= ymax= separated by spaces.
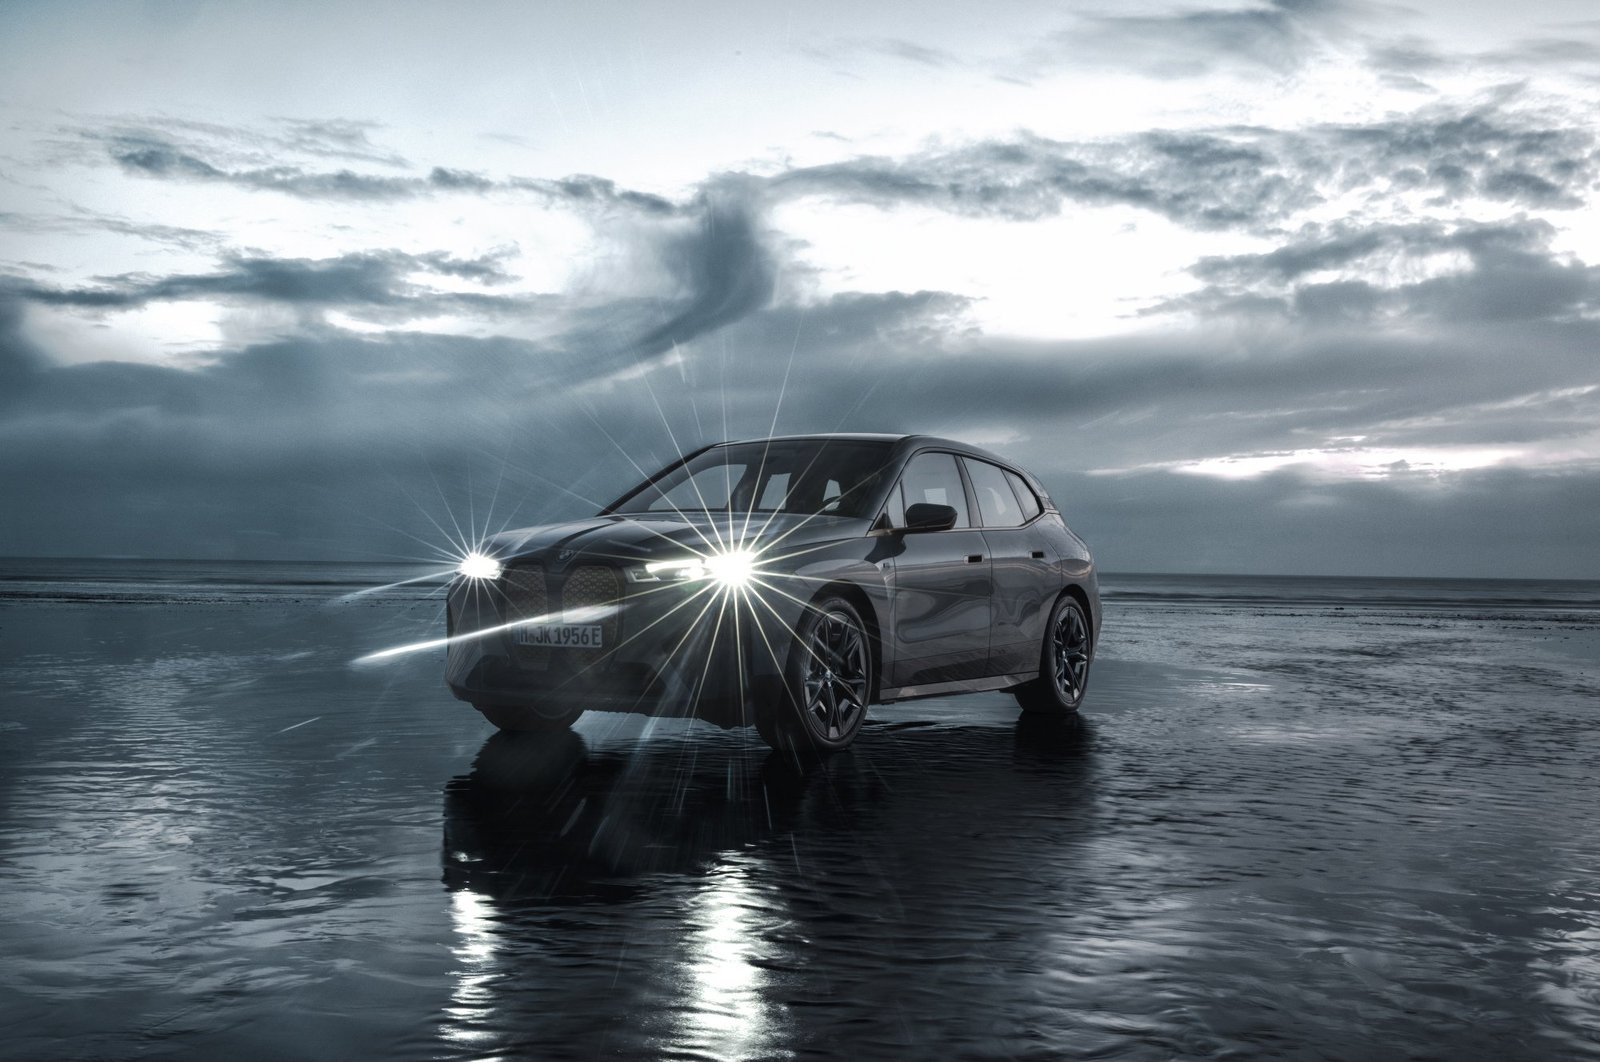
xmin=444 ymin=890 xmax=501 ymax=1052
xmin=682 ymin=860 xmax=781 ymax=1059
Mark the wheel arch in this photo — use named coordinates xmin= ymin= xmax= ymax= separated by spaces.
xmin=1059 ymin=583 xmax=1096 ymax=648
xmin=807 ymin=580 xmax=884 ymax=702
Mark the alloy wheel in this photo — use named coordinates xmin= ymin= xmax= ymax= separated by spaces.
xmin=1052 ymin=604 xmax=1091 ymax=703
xmin=802 ymin=610 xmax=869 ymax=740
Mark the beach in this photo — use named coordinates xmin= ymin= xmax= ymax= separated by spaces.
xmin=2 ymin=563 xmax=1598 ymax=1060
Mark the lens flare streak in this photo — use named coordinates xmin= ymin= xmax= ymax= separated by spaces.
xmin=353 ymin=604 xmax=619 ymax=664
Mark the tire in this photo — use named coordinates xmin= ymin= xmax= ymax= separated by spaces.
xmin=1014 ymin=594 xmax=1093 ymax=715
xmin=475 ymin=702 xmax=584 ymax=732
xmin=756 ymin=596 xmax=872 ymax=754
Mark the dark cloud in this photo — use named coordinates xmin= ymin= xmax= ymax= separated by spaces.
xmin=111 ymin=136 xmax=485 ymax=200
xmin=274 ymin=117 xmax=408 ymax=167
xmin=1035 ymin=0 xmax=1352 ymax=80
xmin=1367 ymin=33 xmax=1600 ymax=90
xmin=4 ymin=284 xmax=1596 ymax=576
xmin=0 ymin=297 xmax=47 ymax=399
xmin=1169 ymin=216 xmax=1600 ymax=324
xmin=91 ymin=114 xmax=411 ymax=168
xmin=1318 ymin=104 xmax=1594 ymax=210
xmin=91 ymin=98 xmax=1597 ymax=238
xmin=105 ymin=132 xmax=679 ymax=214
xmin=0 ymin=208 xmax=217 ymax=251
xmin=1482 ymin=37 xmax=1600 ymax=68
xmin=1189 ymin=217 xmax=1556 ymax=283
xmin=627 ymin=184 xmax=777 ymax=357
xmin=770 ymin=100 xmax=1597 ymax=233
xmin=1364 ymin=37 xmax=1454 ymax=76
xmin=11 ymin=248 xmax=533 ymax=320
xmin=508 ymin=175 xmax=678 ymax=217
xmin=772 ymin=131 xmax=1303 ymax=230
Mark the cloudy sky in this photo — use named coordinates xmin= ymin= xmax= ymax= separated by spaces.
xmin=2 ymin=0 xmax=1598 ymax=576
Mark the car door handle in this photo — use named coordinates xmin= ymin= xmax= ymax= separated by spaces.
xmin=1031 ymin=550 xmax=1046 ymax=559
xmin=967 ymin=554 xmax=984 ymax=563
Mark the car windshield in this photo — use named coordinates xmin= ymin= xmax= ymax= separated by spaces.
xmin=608 ymin=439 xmax=894 ymax=519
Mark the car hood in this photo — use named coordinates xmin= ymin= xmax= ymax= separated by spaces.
xmin=484 ymin=511 xmax=867 ymax=567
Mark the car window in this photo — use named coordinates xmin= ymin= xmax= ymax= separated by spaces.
xmin=612 ymin=440 xmax=893 ymax=518
xmin=757 ymin=472 xmax=791 ymax=510
xmin=964 ymin=458 xmax=1026 ymax=528
xmin=883 ymin=481 xmax=905 ymax=527
xmin=1005 ymin=470 xmax=1042 ymax=522
xmin=821 ymin=478 xmax=844 ymax=512
xmin=648 ymin=463 xmax=745 ymax=512
xmin=896 ymin=452 xmax=970 ymax=528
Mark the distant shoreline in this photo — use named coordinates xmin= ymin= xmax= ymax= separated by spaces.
xmin=1 ymin=558 xmax=1598 ymax=612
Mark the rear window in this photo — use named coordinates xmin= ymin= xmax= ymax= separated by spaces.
xmin=963 ymin=458 xmax=1026 ymax=528
xmin=1005 ymin=470 xmax=1042 ymax=522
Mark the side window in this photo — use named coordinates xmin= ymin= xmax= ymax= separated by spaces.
xmin=964 ymin=458 xmax=1025 ymax=528
xmin=896 ymin=452 xmax=970 ymax=528
xmin=1005 ymin=470 xmax=1042 ymax=522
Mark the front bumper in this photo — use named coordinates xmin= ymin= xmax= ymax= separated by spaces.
xmin=444 ymin=560 xmax=800 ymax=728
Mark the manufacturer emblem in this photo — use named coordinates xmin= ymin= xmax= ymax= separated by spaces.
xmin=555 ymin=548 xmax=577 ymax=568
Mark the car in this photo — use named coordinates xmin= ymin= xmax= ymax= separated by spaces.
xmin=444 ymin=433 xmax=1099 ymax=752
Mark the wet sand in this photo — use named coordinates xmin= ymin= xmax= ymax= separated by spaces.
xmin=2 ymin=586 xmax=1599 ymax=1060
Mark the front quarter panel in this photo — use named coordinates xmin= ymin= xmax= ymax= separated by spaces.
xmin=746 ymin=534 xmax=894 ymax=690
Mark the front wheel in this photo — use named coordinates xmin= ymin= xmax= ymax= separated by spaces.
xmin=1014 ymin=595 xmax=1093 ymax=715
xmin=756 ymin=596 xmax=872 ymax=754
xmin=475 ymin=703 xmax=584 ymax=732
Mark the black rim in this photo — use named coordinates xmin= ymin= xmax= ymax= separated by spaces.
xmin=1052 ymin=604 xmax=1091 ymax=703
xmin=802 ymin=610 xmax=869 ymax=740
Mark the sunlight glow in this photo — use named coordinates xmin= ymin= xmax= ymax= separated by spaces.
xmin=1137 ymin=444 xmax=1526 ymax=480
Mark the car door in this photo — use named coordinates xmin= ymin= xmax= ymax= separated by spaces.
xmin=883 ymin=451 xmax=993 ymax=687
xmin=963 ymin=457 xmax=1056 ymax=676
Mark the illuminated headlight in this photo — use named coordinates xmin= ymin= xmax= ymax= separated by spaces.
xmin=626 ymin=550 xmax=756 ymax=588
xmin=456 ymin=552 xmax=503 ymax=580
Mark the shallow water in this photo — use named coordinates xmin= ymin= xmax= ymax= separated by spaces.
xmin=2 ymin=575 xmax=1599 ymax=1059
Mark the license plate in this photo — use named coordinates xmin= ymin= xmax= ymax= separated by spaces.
xmin=514 ymin=623 xmax=603 ymax=648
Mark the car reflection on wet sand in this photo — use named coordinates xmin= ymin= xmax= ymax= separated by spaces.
xmin=443 ymin=715 xmax=1094 ymax=902
xmin=437 ymin=716 xmax=1095 ymax=1058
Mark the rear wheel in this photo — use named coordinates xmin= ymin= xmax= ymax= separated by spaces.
xmin=1014 ymin=595 xmax=1093 ymax=715
xmin=475 ymin=703 xmax=584 ymax=732
xmin=757 ymin=596 xmax=872 ymax=754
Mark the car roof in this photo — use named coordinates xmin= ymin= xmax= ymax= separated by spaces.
xmin=715 ymin=432 xmax=1034 ymax=476
xmin=717 ymin=432 xmax=911 ymax=444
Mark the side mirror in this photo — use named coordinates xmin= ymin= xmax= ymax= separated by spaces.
xmin=903 ymin=502 xmax=958 ymax=533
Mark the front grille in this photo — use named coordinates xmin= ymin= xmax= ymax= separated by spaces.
xmin=499 ymin=561 xmax=623 ymax=674
xmin=561 ymin=565 xmax=622 ymax=672
xmin=502 ymin=563 xmax=549 ymax=670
